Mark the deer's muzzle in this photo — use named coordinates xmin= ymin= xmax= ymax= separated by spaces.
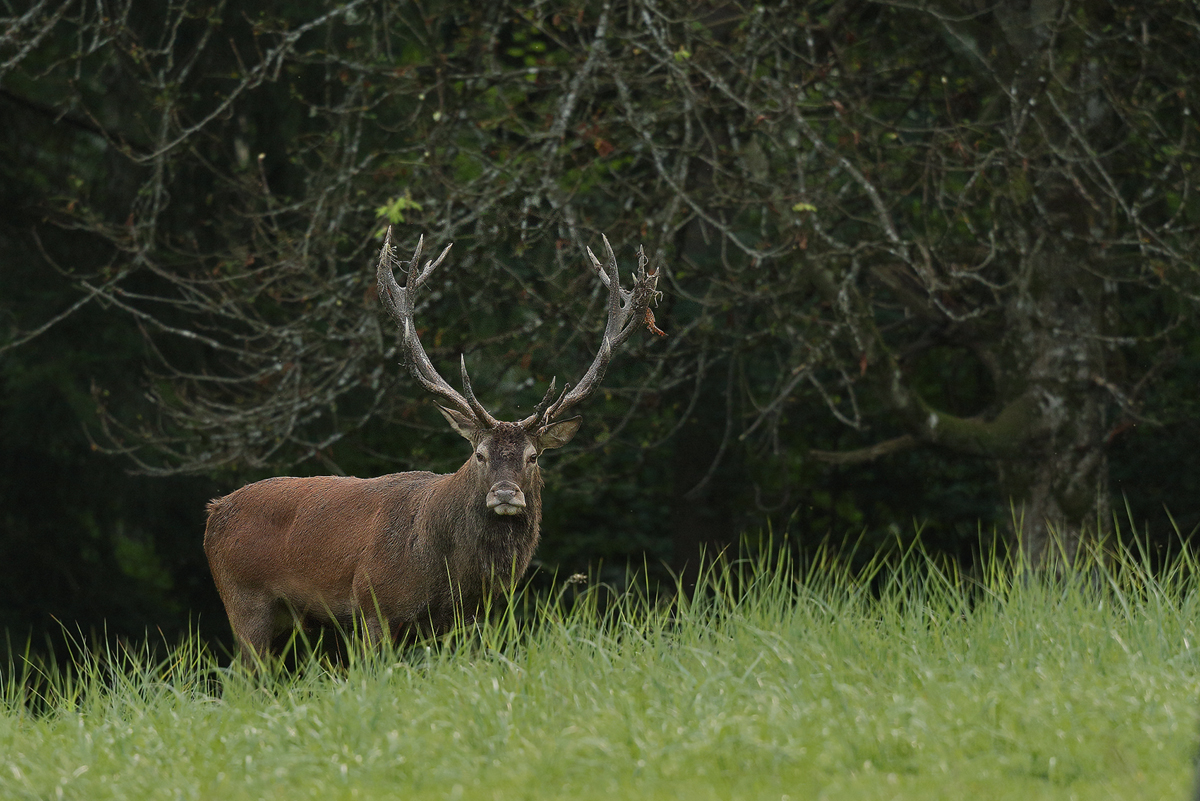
xmin=486 ymin=481 xmax=527 ymax=516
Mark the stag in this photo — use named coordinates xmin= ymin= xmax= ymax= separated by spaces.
xmin=203 ymin=228 xmax=661 ymax=662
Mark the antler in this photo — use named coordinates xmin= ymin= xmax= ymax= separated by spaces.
xmin=520 ymin=234 xmax=662 ymax=431
xmin=376 ymin=226 xmax=499 ymax=428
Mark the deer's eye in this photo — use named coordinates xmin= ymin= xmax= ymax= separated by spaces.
xmin=529 ymin=453 xmax=539 ymax=464
xmin=475 ymin=452 xmax=485 ymax=463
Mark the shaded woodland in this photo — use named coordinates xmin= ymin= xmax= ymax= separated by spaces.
xmin=2 ymin=0 xmax=1199 ymax=650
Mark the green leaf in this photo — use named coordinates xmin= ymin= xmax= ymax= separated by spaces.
xmin=375 ymin=190 xmax=423 ymax=224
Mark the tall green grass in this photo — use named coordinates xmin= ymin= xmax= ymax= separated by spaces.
xmin=2 ymin=543 xmax=1198 ymax=800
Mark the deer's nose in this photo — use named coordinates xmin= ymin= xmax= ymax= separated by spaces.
xmin=486 ymin=481 xmax=526 ymax=515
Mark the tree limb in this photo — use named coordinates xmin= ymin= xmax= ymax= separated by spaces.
xmin=809 ymin=434 xmax=918 ymax=465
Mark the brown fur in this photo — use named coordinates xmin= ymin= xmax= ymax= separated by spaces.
xmin=204 ymin=421 xmax=575 ymax=662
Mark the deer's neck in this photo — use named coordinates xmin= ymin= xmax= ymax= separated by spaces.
xmin=414 ymin=467 xmax=541 ymax=616
xmin=426 ymin=465 xmax=542 ymax=553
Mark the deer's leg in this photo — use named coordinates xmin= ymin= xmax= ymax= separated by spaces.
xmin=225 ymin=591 xmax=278 ymax=667
xmin=360 ymin=613 xmax=388 ymax=650
xmin=352 ymin=573 xmax=396 ymax=650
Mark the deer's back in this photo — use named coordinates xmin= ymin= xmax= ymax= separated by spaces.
xmin=203 ymin=472 xmax=441 ymax=596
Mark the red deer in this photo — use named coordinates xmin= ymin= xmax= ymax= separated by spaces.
xmin=203 ymin=228 xmax=661 ymax=662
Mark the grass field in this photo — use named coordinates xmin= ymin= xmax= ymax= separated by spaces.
xmin=2 ymin=544 xmax=1199 ymax=800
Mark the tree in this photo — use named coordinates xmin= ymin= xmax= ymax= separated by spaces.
xmin=710 ymin=0 xmax=1200 ymax=561
xmin=3 ymin=0 xmax=1198 ymax=577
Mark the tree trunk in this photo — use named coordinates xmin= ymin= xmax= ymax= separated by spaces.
xmin=993 ymin=248 xmax=1112 ymax=561
xmin=876 ymin=244 xmax=1113 ymax=563
xmin=995 ymin=418 xmax=1108 ymax=563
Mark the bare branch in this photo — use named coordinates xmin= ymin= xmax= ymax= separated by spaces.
xmin=809 ymin=435 xmax=919 ymax=466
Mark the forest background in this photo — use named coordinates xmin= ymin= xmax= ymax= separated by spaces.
xmin=1 ymin=0 xmax=1198 ymax=653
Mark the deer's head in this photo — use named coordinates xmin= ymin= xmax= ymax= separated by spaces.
xmin=437 ymin=414 xmax=579 ymax=515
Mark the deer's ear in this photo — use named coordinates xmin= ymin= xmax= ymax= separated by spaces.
xmin=536 ymin=416 xmax=582 ymax=451
xmin=437 ymin=405 xmax=480 ymax=442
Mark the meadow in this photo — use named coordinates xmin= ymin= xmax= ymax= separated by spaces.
xmin=2 ymin=544 xmax=1198 ymax=800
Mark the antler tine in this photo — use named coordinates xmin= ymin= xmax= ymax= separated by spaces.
xmin=585 ymin=245 xmax=613 ymax=289
xmin=376 ymin=226 xmax=493 ymax=427
xmin=406 ymin=234 xmax=424 ymax=277
xmin=530 ymin=235 xmax=662 ymax=427
xmin=519 ymin=377 xmax=572 ymax=430
xmin=459 ymin=354 xmax=499 ymax=428
xmin=412 ymin=240 xmax=454 ymax=291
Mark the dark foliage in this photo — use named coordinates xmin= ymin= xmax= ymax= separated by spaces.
xmin=2 ymin=0 xmax=1198 ymax=651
